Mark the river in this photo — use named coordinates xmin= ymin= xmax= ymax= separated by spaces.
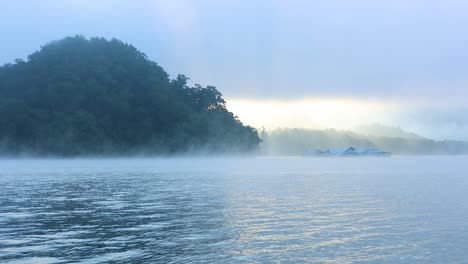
xmin=0 ymin=157 xmax=467 ymax=263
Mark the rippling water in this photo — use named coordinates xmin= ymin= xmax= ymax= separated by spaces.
xmin=1 ymin=157 xmax=468 ymax=263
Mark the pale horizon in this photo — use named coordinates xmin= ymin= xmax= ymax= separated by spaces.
xmin=226 ymin=97 xmax=468 ymax=141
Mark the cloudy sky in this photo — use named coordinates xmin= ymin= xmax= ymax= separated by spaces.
xmin=2 ymin=0 xmax=468 ymax=139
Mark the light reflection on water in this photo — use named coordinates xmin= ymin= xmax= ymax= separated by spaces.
xmin=0 ymin=157 xmax=467 ymax=263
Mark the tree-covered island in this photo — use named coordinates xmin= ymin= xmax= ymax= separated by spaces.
xmin=0 ymin=36 xmax=260 ymax=155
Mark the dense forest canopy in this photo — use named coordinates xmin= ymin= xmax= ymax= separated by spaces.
xmin=0 ymin=36 xmax=260 ymax=155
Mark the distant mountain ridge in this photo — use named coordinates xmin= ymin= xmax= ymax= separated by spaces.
xmin=261 ymin=127 xmax=468 ymax=155
xmin=354 ymin=123 xmax=424 ymax=140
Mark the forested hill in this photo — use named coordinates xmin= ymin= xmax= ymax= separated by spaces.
xmin=0 ymin=36 xmax=260 ymax=156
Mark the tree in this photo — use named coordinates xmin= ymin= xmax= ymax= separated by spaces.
xmin=0 ymin=36 xmax=260 ymax=155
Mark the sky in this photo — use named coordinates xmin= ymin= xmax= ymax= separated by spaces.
xmin=1 ymin=0 xmax=468 ymax=140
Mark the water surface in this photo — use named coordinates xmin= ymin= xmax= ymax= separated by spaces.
xmin=0 ymin=157 xmax=467 ymax=263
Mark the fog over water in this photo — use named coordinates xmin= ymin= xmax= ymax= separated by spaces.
xmin=2 ymin=1 xmax=468 ymax=263
xmin=1 ymin=157 xmax=468 ymax=263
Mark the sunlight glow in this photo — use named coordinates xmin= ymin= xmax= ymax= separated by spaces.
xmin=226 ymin=97 xmax=399 ymax=130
